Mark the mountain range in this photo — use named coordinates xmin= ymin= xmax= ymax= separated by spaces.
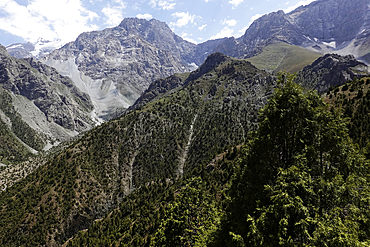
xmin=4 ymin=0 xmax=369 ymax=120
xmin=1 ymin=0 xmax=370 ymax=245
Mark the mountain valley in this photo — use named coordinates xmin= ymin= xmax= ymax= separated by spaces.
xmin=1 ymin=0 xmax=370 ymax=246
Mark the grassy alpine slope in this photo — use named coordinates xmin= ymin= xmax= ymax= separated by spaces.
xmin=246 ymin=42 xmax=321 ymax=73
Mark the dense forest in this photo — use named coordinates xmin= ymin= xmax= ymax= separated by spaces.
xmin=66 ymin=73 xmax=370 ymax=246
xmin=1 ymin=58 xmax=370 ymax=246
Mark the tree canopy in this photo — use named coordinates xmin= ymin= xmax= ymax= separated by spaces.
xmin=214 ymin=72 xmax=370 ymax=246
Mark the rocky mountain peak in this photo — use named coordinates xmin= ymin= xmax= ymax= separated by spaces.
xmin=117 ymin=17 xmax=196 ymax=65
xmin=43 ymin=19 xmax=194 ymax=119
xmin=296 ymin=53 xmax=369 ymax=93
xmin=307 ymin=53 xmax=366 ymax=72
xmin=186 ymin=52 xmax=233 ymax=82
xmin=198 ymin=52 xmax=232 ymax=72
xmin=289 ymin=0 xmax=369 ymax=44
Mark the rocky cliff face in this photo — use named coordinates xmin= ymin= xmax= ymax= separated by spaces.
xmin=290 ymin=0 xmax=369 ymax=45
xmin=0 ymin=45 xmax=95 ymax=150
xmin=213 ymin=0 xmax=370 ymax=61
xmin=296 ymin=53 xmax=369 ymax=93
xmin=42 ymin=19 xmax=200 ymax=119
xmin=117 ymin=18 xmax=197 ymax=65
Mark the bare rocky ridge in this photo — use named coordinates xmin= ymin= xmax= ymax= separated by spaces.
xmin=117 ymin=18 xmax=228 ymax=66
xmin=297 ymin=53 xmax=370 ymax=93
xmin=213 ymin=0 xmax=370 ymax=61
xmin=42 ymin=22 xmax=196 ymax=119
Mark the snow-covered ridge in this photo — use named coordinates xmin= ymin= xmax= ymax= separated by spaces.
xmin=30 ymin=38 xmax=64 ymax=58
xmin=6 ymin=38 xmax=65 ymax=59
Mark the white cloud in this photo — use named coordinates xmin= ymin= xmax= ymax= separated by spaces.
xmin=136 ymin=13 xmax=153 ymax=20
xmin=0 ymin=0 xmax=98 ymax=44
xmin=238 ymin=25 xmax=249 ymax=35
xmin=149 ymin=0 xmax=176 ymax=10
xmin=199 ymin=24 xmax=207 ymax=31
xmin=210 ymin=26 xmax=234 ymax=40
xmin=181 ymin=33 xmax=197 ymax=44
xmin=229 ymin=0 xmax=243 ymax=8
xmin=132 ymin=3 xmax=140 ymax=11
xmin=251 ymin=13 xmax=263 ymax=22
xmin=283 ymin=0 xmax=315 ymax=13
xmin=102 ymin=7 xmax=123 ymax=26
xmin=170 ymin=12 xmax=196 ymax=28
xmin=102 ymin=1 xmax=127 ymax=27
xmin=222 ymin=19 xmax=238 ymax=27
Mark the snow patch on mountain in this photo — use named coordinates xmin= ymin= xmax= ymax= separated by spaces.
xmin=30 ymin=38 xmax=64 ymax=59
xmin=323 ymin=41 xmax=336 ymax=49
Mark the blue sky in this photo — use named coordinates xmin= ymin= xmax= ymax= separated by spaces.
xmin=0 ymin=0 xmax=315 ymax=47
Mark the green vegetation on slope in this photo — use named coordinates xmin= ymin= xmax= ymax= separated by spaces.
xmin=0 ymin=116 xmax=31 ymax=164
xmin=65 ymin=73 xmax=370 ymax=246
xmin=325 ymin=76 xmax=370 ymax=154
xmin=0 ymin=55 xmax=275 ymax=245
xmin=213 ymin=73 xmax=370 ymax=246
xmin=0 ymin=88 xmax=47 ymax=163
xmin=246 ymin=42 xmax=321 ymax=73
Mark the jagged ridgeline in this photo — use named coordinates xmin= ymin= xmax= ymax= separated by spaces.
xmin=0 ymin=53 xmax=275 ymax=245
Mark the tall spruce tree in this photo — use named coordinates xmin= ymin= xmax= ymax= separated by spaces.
xmin=213 ymin=72 xmax=370 ymax=246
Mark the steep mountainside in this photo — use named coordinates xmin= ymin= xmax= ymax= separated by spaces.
xmin=213 ymin=0 xmax=370 ymax=62
xmin=324 ymin=76 xmax=370 ymax=149
xmin=0 ymin=45 xmax=95 ymax=159
xmin=42 ymin=19 xmax=199 ymax=119
xmin=0 ymin=53 xmax=275 ymax=246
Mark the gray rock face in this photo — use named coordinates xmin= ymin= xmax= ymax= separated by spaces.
xmin=117 ymin=18 xmax=228 ymax=66
xmin=213 ymin=0 xmax=370 ymax=60
xmin=42 ymin=20 xmax=200 ymax=119
xmin=296 ymin=53 xmax=369 ymax=93
xmin=118 ymin=18 xmax=196 ymax=65
xmin=0 ymin=45 xmax=95 ymax=146
xmin=291 ymin=0 xmax=369 ymax=44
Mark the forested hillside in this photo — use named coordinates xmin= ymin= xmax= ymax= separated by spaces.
xmin=65 ymin=73 xmax=370 ymax=246
xmin=325 ymin=76 xmax=370 ymax=155
xmin=1 ymin=52 xmax=369 ymax=246
xmin=0 ymin=53 xmax=275 ymax=245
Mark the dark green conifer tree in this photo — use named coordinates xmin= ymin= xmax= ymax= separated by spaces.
xmin=213 ymin=72 xmax=370 ymax=246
